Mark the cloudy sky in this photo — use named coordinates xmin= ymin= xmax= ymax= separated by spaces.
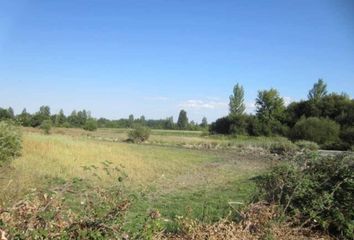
xmin=1 ymin=0 xmax=353 ymax=122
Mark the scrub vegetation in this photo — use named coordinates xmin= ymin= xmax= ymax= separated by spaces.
xmin=0 ymin=79 xmax=353 ymax=239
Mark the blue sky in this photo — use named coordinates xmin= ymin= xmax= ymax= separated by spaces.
xmin=0 ymin=0 xmax=353 ymax=122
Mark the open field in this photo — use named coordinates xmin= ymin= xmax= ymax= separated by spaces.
xmin=24 ymin=127 xmax=292 ymax=151
xmin=1 ymin=128 xmax=351 ymax=239
xmin=0 ymin=128 xmax=276 ymax=233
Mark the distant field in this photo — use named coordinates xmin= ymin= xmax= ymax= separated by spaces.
xmin=24 ymin=127 xmax=290 ymax=150
xmin=1 ymin=127 xmax=275 ymax=231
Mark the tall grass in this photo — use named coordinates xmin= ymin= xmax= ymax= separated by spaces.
xmin=1 ymin=129 xmax=275 ymax=236
xmin=0 ymin=132 xmax=217 ymax=205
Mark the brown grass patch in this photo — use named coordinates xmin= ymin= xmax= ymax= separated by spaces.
xmin=158 ymin=203 xmax=332 ymax=240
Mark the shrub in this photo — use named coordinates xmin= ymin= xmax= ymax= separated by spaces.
xmin=322 ymin=141 xmax=351 ymax=151
xmin=255 ymin=153 xmax=354 ymax=239
xmin=62 ymin=122 xmax=71 ymax=128
xmin=340 ymin=127 xmax=354 ymax=146
xmin=40 ymin=120 xmax=52 ymax=134
xmin=246 ymin=116 xmax=262 ymax=136
xmin=128 ymin=125 xmax=151 ymax=143
xmin=291 ymin=117 xmax=340 ymax=145
xmin=269 ymin=141 xmax=297 ymax=155
xmin=229 ymin=115 xmax=247 ymax=135
xmin=83 ymin=119 xmax=97 ymax=131
xmin=0 ymin=162 xmax=163 ymax=239
xmin=250 ymin=119 xmax=287 ymax=137
xmin=209 ymin=116 xmax=231 ymax=134
xmin=295 ymin=140 xmax=319 ymax=151
xmin=0 ymin=121 xmax=22 ymax=165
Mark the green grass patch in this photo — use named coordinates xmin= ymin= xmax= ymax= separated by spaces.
xmin=124 ymin=178 xmax=257 ymax=234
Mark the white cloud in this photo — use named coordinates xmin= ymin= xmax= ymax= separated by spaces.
xmin=179 ymin=99 xmax=228 ymax=109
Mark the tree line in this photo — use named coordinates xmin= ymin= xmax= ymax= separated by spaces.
xmin=0 ymin=106 xmax=208 ymax=131
xmin=1 ymin=79 xmax=352 ymax=149
xmin=210 ymin=79 xmax=354 ymax=150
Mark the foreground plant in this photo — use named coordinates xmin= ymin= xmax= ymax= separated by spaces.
xmin=255 ymin=153 xmax=354 ymax=239
xmin=0 ymin=162 xmax=162 ymax=240
xmin=160 ymin=202 xmax=331 ymax=240
xmin=0 ymin=121 xmax=22 ymax=166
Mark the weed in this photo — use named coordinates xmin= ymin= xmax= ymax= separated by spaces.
xmin=255 ymin=152 xmax=354 ymax=239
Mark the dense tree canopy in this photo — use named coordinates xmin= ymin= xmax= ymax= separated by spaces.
xmin=256 ymin=88 xmax=285 ymax=123
xmin=210 ymin=79 xmax=353 ymax=150
xmin=55 ymin=109 xmax=66 ymax=126
xmin=1 ymin=78 xmax=352 ymax=150
xmin=0 ymin=106 xmax=206 ymax=132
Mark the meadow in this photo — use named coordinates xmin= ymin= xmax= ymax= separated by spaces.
xmin=0 ymin=127 xmax=276 ymax=232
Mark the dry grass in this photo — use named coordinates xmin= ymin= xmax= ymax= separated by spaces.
xmin=1 ymin=129 xmax=272 ymax=207
xmin=1 ymin=131 xmax=222 ymax=205
xmin=0 ymin=128 xmax=335 ymax=239
xmin=158 ymin=202 xmax=332 ymax=240
xmin=28 ymin=127 xmax=290 ymax=151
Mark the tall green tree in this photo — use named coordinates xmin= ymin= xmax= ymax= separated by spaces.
xmin=229 ymin=83 xmax=245 ymax=118
xmin=39 ymin=105 xmax=51 ymax=118
xmin=164 ymin=117 xmax=174 ymax=129
xmin=30 ymin=106 xmax=51 ymax=127
xmin=139 ymin=115 xmax=146 ymax=124
xmin=18 ymin=108 xmax=32 ymax=126
xmin=0 ymin=108 xmax=12 ymax=120
xmin=308 ymin=79 xmax=327 ymax=102
xmin=55 ymin=109 xmax=66 ymax=126
xmin=68 ymin=110 xmax=78 ymax=127
xmin=128 ymin=114 xmax=134 ymax=127
xmin=201 ymin=117 xmax=208 ymax=128
xmin=256 ymin=88 xmax=285 ymax=122
xmin=7 ymin=107 xmax=15 ymax=119
xmin=77 ymin=110 xmax=88 ymax=126
xmin=177 ymin=110 xmax=188 ymax=129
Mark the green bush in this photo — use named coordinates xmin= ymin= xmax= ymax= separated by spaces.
xmin=0 ymin=121 xmax=22 ymax=165
xmin=340 ymin=127 xmax=354 ymax=147
xmin=255 ymin=153 xmax=354 ymax=239
xmin=245 ymin=116 xmax=263 ymax=136
xmin=269 ymin=141 xmax=297 ymax=155
xmin=40 ymin=120 xmax=52 ymax=134
xmin=291 ymin=117 xmax=340 ymax=145
xmin=229 ymin=115 xmax=247 ymax=135
xmin=128 ymin=125 xmax=151 ymax=143
xmin=295 ymin=140 xmax=319 ymax=151
xmin=62 ymin=122 xmax=71 ymax=128
xmin=209 ymin=116 xmax=232 ymax=134
xmin=0 ymin=161 xmax=163 ymax=239
xmin=322 ymin=141 xmax=351 ymax=151
xmin=83 ymin=119 xmax=97 ymax=131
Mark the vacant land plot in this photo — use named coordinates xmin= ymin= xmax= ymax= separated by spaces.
xmin=25 ymin=127 xmax=290 ymax=150
xmin=0 ymin=128 xmax=275 ymax=232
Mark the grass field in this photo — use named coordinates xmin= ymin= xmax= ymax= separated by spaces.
xmin=0 ymin=127 xmax=275 ymax=232
xmin=25 ymin=127 xmax=290 ymax=150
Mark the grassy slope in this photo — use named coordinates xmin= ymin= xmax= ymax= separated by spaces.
xmin=1 ymin=129 xmax=273 ymax=232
